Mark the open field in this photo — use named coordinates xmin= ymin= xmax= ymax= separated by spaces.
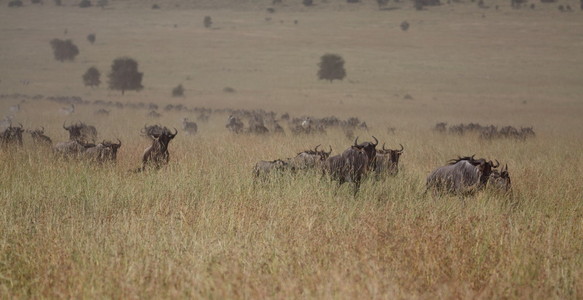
xmin=1 ymin=0 xmax=583 ymax=298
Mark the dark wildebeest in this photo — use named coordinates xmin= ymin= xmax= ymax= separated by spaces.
xmin=63 ymin=121 xmax=97 ymax=144
xmin=287 ymin=144 xmax=332 ymax=171
xmin=252 ymin=159 xmax=289 ymax=180
xmin=182 ymin=118 xmax=198 ymax=135
xmin=84 ymin=139 xmax=122 ymax=163
xmin=137 ymin=125 xmax=177 ymax=171
xmin=226 ymin=115 xmax=244 ymax=134
xmin=27 ymin=127 xmax=52 ymax=147
xmin=324 ymin=136 xmax=378 ymax=195
xmin=0 ymin=123 xmax=24 ymax=147
xmin=374 ymin=143 xmax=404 ymax=177
xmin=487 ymin=164 xmax=511 ymax=194
xmin=425 ymin=155 xmax=499 ymax=195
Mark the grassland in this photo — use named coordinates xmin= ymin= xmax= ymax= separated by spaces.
xmin=1 ymin=0 xmax=582 ymax=298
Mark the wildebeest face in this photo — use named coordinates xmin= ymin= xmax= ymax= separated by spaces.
xmin=352 ymin=136 xmax=378 ymax=162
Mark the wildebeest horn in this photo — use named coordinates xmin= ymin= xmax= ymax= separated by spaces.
xmin=63 ymin=121 xmax=68 ymax=130
xmin=172 ymin=127 xmax=178 ymax=136
xmin=492 ymin=160 xmax=500 ymax=168
xmin=18 ymin=123 xmax=23 ymax=128
xmin=40 ymin=126 xmax=45 ymax=132
xmin=354 ymin=137 xmax=359 ymax=146
xmin=328 ymin=145 xmax=332 ymax=154
xmin=398 ymin=143 xmax=404 ymax=152
xmin=314 ymin=144 xmax=321 ymax=152
xmin=382 ymin=143 xmax=387 ymax=151
xmin=372 ymin=136 xmax=378 ymax=146
xmin=116 ymin=138 xmax=122 ymax=146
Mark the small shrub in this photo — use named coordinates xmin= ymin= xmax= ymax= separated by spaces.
xmin=400 ymin=21 xmax=410 ymax=31
xmin=31 ymin=0 xmax=42 ymax=4
xmin=317 ymin=54 xmax=346 ymax=82
xmin=49 ymin=39 xmax=79 ymax=62
xmin=83 ymin=67 xmax=101 ymax=87
xmin=8 ymin=0 xmax=23 ymax=7
xmin=204 ymin=16 xmax=212 ymax=28
xmin=223 ymin=87 xmax=236 ymax=93
xmin=152 ymin=4 xmax=160 ymax=9
xmin=266 ymin=7 xmax=275 ymax=13
xmin=97 ymin=0 xmax=107 ymax=8
xmin=79 ymin=0 xmax=91 ymax=8
xmin=377 ymin=0 xmax=390 ymax=8
xmin=303 ymin=0 xmax=313 ymax=6
xmin=54 ymin=0 xmax=61 ymax=5
xmin=87 ymin=33 xmax=96 ymax=44
xmin=172 ymin=84 xmax=185 ymax=97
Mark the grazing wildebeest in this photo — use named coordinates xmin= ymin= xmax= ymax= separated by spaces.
xmin=53 ymin=140 xmax=91 ymax=157
xmin=252 ymin=159 xmax=289 ymax=180
xmin=94 ymin=109 xmax=110 ymax=116
xmin=287 ymin=145 xmax=333 ymax=171
xmin=425 ymin=155 xmax=499 ymax=195
xmin=84 ymin=139 xmax=122 ymax=163
xmin=182 ymin=118 xmax=198 ymax=135
xmin=487 ymin=164 xmax=511 ymax=194
xmin=63 ymin=121 xmax=97 ymax=144
xmin=374 ymin=143 xmax=404 ymax=177
xmin=137 ymin=125 xmax=177 ymax=171
xmin=147 ymin=110 xmax=161 ymax=118
xmin=0 ymin=123 xmax=24 ymax=147
xmin=27 ymin=127 xmax=52 ymax=147
xmin=324 ymin=136 xmax=378 ymax=195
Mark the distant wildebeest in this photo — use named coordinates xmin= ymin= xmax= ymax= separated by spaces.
xmin=253 ymin=159 xmax=289 ymax=180
xmin=487 ymin=164 xmax=511 ymax=194
xmin=434 ymin=122 xmax=447 ymax=133
xmin=425 ymin=155 xmax=499 ymax=195
xmin=226 ymin=115 xmax=244 ymax=134
xmin=147 ymin=110 xmax=161 ymax=118
xmin=287 ymin=145 xmax=332 ymax=171
xmin=0 ymin=123 xmax=24 ymax=147
xmin=324 ymin=136 xmax=378 ymax=195
xmin=182 ymin=118 xmax=198 ymax=135
xmin=59 ymin=104 xmax=75 ymax=115
xmin=27 ymin=127 xmax=52 ymax=147
xmin=63 ymin=121 xmax=97 ymax=144
xmin=84 ymin=139 xmax=122 ymax=163
xmin=374 ymin=143 xmax=404 ymax=177
xmin=137 ymin=125 xmax=177 ymax=171
xmin=94 ymin=109 xmax=110 ymax=116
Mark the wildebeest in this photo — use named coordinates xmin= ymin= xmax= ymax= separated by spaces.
xmin=324 ymin=136 xmax=378 ymax=195
xmin=137 ymin=125 xmax=177 ymax=171
xmin=487 ymin=164 xmax=511 ymax=194
xmin=84 ymin=139 xmax=122 ymax=163
xmin=0 ymin=123 xmax=24 ymax=147
xmin=252 ymin=159 xmax=289 ymax=180
xmin=287 ymin=145 xmax=333 ymax=171
xmin=425 ymin=155 xmax=499 ymax=195
xmin=226 ymin=115 xmax=244 ymax=134
xmin=182 ymin=118 xmax=198 ymax=135
xmin=53 ymin=140 xmax=92 ymax=157
xmin=374 ymin=143 xmax=404 ymax=177
xmin=27 ymin=127 xmax=52 ymax=147
xmin=59 ymin=104 xmax=75 ymax=115
xmin=63 ymin=121 xmax=97 ymax=144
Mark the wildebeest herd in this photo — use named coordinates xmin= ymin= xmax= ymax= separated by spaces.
xmin=253 ymin=136 xmax=510 ymax=197
xmin=1 ymin=94 xmax=519 ymax=198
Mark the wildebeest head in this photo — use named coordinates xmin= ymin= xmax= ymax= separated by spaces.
xmin=488 ymin=164 xmax=511 ymax=193
xmin=375 ymin=143 xmax=404 ymax=176
xmin=27 ymin=127 xmax=52 ymax=146
xmin=1 ymin=123 xmax=24 ymax=146
xmin=63 ymin=121 xmax=97 ymax=143
xmin=351 ymin=136 xmax=378 ymax=164
xmin=101 ymin=139 xmax=122 ymax=161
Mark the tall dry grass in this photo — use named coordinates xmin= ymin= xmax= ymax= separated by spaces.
xmin=1 ymin=1 xmax=583 ymax=298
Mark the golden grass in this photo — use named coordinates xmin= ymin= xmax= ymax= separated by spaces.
xmin=1 ymin=1 xmax=583 ymax=298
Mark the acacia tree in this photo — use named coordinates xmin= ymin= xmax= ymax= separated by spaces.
xmin=317 ymin=54 xmax=346 ymax=82
xmin=108 ymin=57 xmax=143 ymax=95
xmin=83 ymin=66 xmax=101 ymax=87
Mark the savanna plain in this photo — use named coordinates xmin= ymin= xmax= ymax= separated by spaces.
xmin=0 ymin=0 xmax=582 ymax=298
